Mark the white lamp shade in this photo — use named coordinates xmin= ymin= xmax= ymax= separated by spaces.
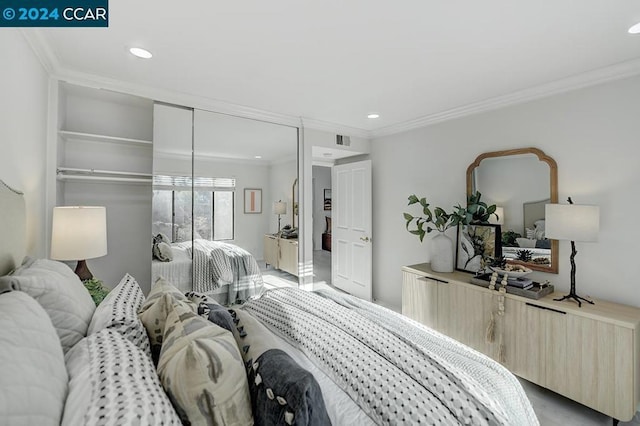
xmin=489 ymin=206 xmax=505 ymax=226
xmin=273 ymin=201 xmax=287 ymax=215
xmin=51 ymin=206 xmax=108 ymax=260
xmin=545 ymin=204 xmax=599 ymax=242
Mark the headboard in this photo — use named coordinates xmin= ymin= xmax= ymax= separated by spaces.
xmin=0 ymin=180 xmax=26 ymax=276
xmin=523 ymin=198 xmax=549 ymax=234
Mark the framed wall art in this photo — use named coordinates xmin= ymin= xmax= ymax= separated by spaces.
xmin=456 ymin=223 xmax=501 ymax=273
xmin=244 ymin=188 xmax=262 ymax=214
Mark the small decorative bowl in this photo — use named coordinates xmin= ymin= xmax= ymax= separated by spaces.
xmin=489 ymin=266 xmax=532 ymax=278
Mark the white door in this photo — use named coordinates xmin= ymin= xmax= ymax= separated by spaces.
xmin=332 ymin=159 xmax=372 ymax=301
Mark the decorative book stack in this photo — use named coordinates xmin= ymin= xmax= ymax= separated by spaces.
xmin=506 ymin=277 xmax=533 ymax=289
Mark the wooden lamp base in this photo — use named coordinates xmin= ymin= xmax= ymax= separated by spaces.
xmin=74 ymin=260 xmax=94 ymax=281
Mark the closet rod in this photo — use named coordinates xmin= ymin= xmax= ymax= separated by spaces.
xmin=57 ymin=167 xmax=152 ymax=184
xmin=57 ymin=167 xmax=152 ymax=178
xmin=57 ymin=175 xmax=152 ymax=184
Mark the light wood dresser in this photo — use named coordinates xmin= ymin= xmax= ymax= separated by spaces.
xmin=264 ymin=234 xmax=298 ymax=277
xmin=402 ymin=263 xmax=640 ymax=422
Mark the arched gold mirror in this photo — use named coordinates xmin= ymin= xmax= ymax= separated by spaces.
xmin=466 ymin=147 xmax=558 ymax=273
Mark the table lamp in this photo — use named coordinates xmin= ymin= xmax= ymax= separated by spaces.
xmin=51 ymin=206 xmax=108 ymax=281
xmin=273 ymin=200 xmax=287 ymax=234
xmin=545 ymin=197 xmax=599 ymax=307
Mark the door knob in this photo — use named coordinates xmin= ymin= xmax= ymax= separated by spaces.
xmin=360 ymin=236 xmax=370 ymax=242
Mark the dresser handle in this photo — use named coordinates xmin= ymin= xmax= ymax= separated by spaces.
xmin=417 ymin=276 xmax=449 ymax=284
xmin=526 ymin=302 xmax=566 ymax=315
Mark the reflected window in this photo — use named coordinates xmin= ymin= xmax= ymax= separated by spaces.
xmin=153 ymin=175 xmax=235 ymax=242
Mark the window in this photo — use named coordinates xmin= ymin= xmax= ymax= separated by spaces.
xmin=153 ymin=176 xmax=235 ymax=242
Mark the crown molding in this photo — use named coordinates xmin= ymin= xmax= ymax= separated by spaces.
xmin=371 ymin=57 xmax=640 ymax=139
xmin=24 ymin=33 xmax=640 ymax=140
xmin=300 ymin=117 xmax=372 ymax=140
xmin=20 ymin=29 xmax=60 ymax=74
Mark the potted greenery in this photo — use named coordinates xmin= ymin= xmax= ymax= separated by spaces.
xmin=404 ymin=192 xmax=497 ymax=272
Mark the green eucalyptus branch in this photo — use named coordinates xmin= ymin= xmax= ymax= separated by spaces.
xmin=404 ymin=191 xmax=498 ymax=243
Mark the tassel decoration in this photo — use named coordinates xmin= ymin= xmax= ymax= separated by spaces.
xmin=485 ymin=312 xmax=495 ymax=343
xmin=498 ymin=334 xmax=506 ymax=363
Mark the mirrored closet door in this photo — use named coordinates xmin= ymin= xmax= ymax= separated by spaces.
xmin=152 ymin=104 xmax=299 ymax=304
xmin=151 ymin=103 xmax=194 ymax=293
xmin=193 ymin=110 xmax=299 ymax=298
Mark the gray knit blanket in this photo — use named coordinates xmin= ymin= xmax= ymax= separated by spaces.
xmin=242 ymin=288 xmax=539 ymax=426
xmin=187 ymin=239 xmax=263 ymax=303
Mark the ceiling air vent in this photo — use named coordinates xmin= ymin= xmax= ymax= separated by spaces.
xmin=336 ymin=135 xmax=351 ymax=147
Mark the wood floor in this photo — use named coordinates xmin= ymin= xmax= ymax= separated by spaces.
xmin=261 ymin=250 xmax=640 ymax=426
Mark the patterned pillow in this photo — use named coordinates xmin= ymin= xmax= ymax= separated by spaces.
xmin=186 ymin=291 xmax=235 ymax=333
xmin=0 ymin=257 xmax=95 ymax=353
xmin=157 ymin=301 xmax=253 ymax=425
xmin=88 ymin=273 xmax=151 ymax=357
xmin=153 ymin=234 xmax=173 ymax=262
xmin=229 ymin=308 xmax=330 ymax=426
xmin=0 ymin=290 xmax=68 ymax=425
xmin=153 ymin=242 xmax=173 ymax=262
xmin=138 ymin=276 xmax=193 ymax=364
xmin=62 ymin=329 xmax=181 ymax=426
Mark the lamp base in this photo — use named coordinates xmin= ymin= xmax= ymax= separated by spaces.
xmin=553 ymin=292 xmax=594 ymax=308
xmin=74 ymin=260 xmax=94 ymax=281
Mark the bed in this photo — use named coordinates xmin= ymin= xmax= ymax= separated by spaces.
xmin=0 ymin=179 xmax=539 ymax=425
xmin=152 ymin=238 xmax=264 ymax=304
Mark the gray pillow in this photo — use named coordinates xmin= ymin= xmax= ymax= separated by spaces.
xmin=1 ymin=257 xmax=95 ymax=353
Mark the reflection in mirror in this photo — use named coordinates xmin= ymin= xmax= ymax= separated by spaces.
xmin=151 ymin=103 xmax=194 ymax=293
xmin=467 ymin=148 xmax=558 ymax=273
xmin=193 ymin=109 xmax=299 ymax=303
xmin=292 ymin=178 xmax=298 ymax=229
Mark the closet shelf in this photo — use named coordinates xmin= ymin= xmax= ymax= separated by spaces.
xmin=57 ymin=167 xmax=152 ymax=184
xmin=58 ymin=130 xmax=153 ymax=147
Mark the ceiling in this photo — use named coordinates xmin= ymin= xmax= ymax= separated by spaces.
xmin=33 ymin=1 xmax=640 ymax=137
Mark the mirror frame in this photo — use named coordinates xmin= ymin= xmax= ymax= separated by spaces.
xmin=466 ymin=147 xmax=559 ymax=274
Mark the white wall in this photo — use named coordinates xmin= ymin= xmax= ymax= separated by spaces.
xmin=0 ymin=30 xmax=49 ymax=258
xmin=313 ymin=166 xmax=332 ymax=250
xmin=371 ymin=75 xmax=640 ymax=311
xmin=193 ymin=158 xmax=271 ymax=260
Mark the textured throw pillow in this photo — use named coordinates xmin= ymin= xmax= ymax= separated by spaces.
xmin=62 ymin=329 xmax=181 ymax=426
xmin=138 ymin=276 xmax=193 ymax=363
xmin=153 ymin=241 xmax=173 ymax=262
xmin=152 ymin=234 xmax=173 ymax=262
xmin=229 ymin=308 xmax=330 ymax=426
xmin=0 ymin=291 xmax=68 ymax=426
xmin=157 ymin=301 xmax=253 ymax=426
xmin=0 ymin=257 xmax=96 ymax=353
xmin=88 ymin=273 xmax=151 ymax=357
xmin=185 ymin=291 xmax=235 ymax=332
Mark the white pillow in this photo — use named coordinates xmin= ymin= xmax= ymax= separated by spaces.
xmin=62 ymin=329 xmax=181 ymax=426
xmin=88 ymin=273 xmax=151 ymax=357
xmin=1 ymin=258 xmax=96 ymax=353
xmin=0 ymin=291 xmax=68 ymax=425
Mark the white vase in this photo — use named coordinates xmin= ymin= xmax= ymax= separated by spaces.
xmin=431 ymin=231 xmax=454 ymax=272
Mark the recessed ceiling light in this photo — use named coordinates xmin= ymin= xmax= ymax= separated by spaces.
xmin=254 ymin=155 xmax=262 ymax=159
xmin=129 ymin=47 xmax=153 ymax=59
xmin=367 ymin=113 xmax=380 ymax=119
xmin=629 ymin=22 xmax=640 ymax=34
